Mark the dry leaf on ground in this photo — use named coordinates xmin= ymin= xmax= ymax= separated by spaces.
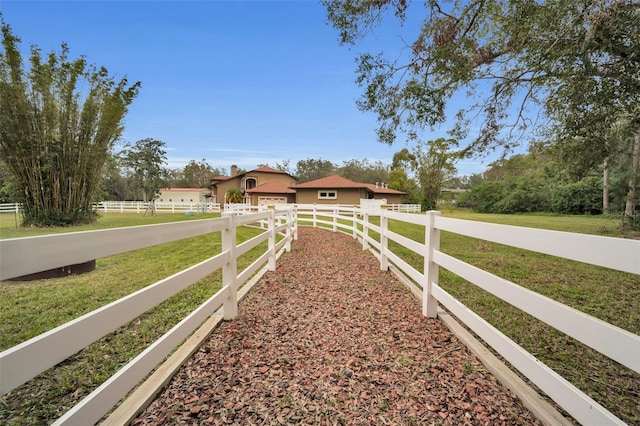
xmin=133 ymin=227 xmax=541 ymax=425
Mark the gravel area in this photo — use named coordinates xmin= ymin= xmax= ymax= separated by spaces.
xmin=133 ymin=227 xmax=541 ymax=425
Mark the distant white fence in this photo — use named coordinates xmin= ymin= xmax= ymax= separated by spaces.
xmin=360 ymin=199 xmax=420 ymax=213
xmin=0 ymin=203 xmax=19 ymax=213
xmin=1 ymin=202 xmax=223 ymax=215
xmin=0 ymin=209 xmax=296 ymax=425
xmin=96 ymin=201 xmax=222 ymax=214
xmin=388 ymin=203 xmax=421 ymax=213
xmin=292 ymin=205 xmax=639 ymax=425
xmin=360 ymin=198 xmax=387 ymax=210
xmin=1 ymin=202 xmax=420 ymax=216
xmin=222 ymin=202 xmax=255 ymax=215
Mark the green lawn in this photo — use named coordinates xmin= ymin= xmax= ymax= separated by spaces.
xmin=0 ymin=209 xmax=638 ymax=424
xmin=441 ymin=209 xmax=636 ymax=236
xmin=0 ymin=211 xmax=223 ymax=239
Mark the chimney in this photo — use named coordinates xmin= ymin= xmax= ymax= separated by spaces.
xmin=231 ymin=165 xmax=237 ymax=177
xmin=376 ymin=182 xmax=379 ymax=188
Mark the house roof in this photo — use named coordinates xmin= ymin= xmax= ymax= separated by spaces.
xmin=250 ymin=166 xmax=290 ymax=174
xmin=292 ymin=175 xmax=405 ymax=194
xmin=292 ymin=175 xmax=362 ymax=189
xmin=362 ymin=183 xmax=405 ymax=195
xmin=160 ymin=188 xmax=208 ymax=192
xmin=245 ymin=182 xmax=296 ymax=194
xmin=211 ymin=166 xmax=295 ymax=187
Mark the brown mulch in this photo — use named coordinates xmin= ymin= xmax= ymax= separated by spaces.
xmin=133 ymin=227 xmax=541 ymax=425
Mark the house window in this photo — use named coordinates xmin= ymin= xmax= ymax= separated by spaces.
xmin=318 ymin=190 xmax=337 ymax=200
xmin=245 ymin=177 xmax=257 ymax=190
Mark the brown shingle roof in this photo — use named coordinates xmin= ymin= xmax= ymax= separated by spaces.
xmin=245 ymin=182 xmax=296 ymax=194
xmin=211 ymin=166 xmax=294 ymax=187
xmin=292 ymin=175 xmax=405 ymax=194
xmin=251 ymin=166 xmax=289 ymax=174
xmin=292 ymin=175 xmax=363 ymax=189
xmin=362 ymin=183 xmax=405 ymax=195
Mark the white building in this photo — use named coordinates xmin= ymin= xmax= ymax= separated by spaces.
xmin=156 ymin=188 xmax=209 ymax=204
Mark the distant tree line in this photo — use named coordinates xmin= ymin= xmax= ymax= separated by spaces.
xmin=98 ymin=139 xmax=226 ymax=202
xmin=3 ymin=131 xmax=636 ymax=223
xmin=269 ymin=138 xmax=458 ymax=211
xmin=453 ymin=139 xmax=635 ymax=219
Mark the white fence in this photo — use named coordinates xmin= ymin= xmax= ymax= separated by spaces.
xmin=96 ymin=201 xmax=222 ymax=214
xmin=0 ymin=208 xmax=296 ymax=425
xmin=388 ymin=203 xmax=421 ymax=213
xmin=1 ymin=205 xmax=638 ymax=424
xmin=0 ymin=202 xmax=421 ymax=216
xmin=0 ymin=203 xmax=20 ymax=213
xmin=1 ymin=202 xmax=222 ymax=215
xmin=293 ymin=205 xmax=639 ymax=425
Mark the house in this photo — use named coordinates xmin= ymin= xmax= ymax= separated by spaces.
xmin=291 ymin=175 xmax=405 ymax=205
xmin=210 ymin=165 xmax=297 ymax=205
xmin=157 ymin=188 xmax=209 ymax=204
xmin=245 ymin=181 xmax=296 ymax=205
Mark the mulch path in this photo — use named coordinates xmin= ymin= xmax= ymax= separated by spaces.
xmin=133 ymin=227 xmax=541 ymax=425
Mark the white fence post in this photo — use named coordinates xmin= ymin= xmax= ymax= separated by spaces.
xmin=222 ymin=215 xmax=238 ymax=320
xmin=312 ymin=204 xmax=317 ymax=228
xmin=362 ymin=211 xmax=369 ymax=251
xmin=285 ymin=208 xmax=292 ymax=251
xmin=352 ymin=207 xmax=357 ymax=239
xmin=333 ymin=206 xmax=338 ymax=232
xmin=292 ymin=205 xmax=299 ymax=241
xmin=423 ymin=210 xmax=441 ymax=318
xmin=380 ymin=205 xmax=389 ymax=271
xmin=268 ymin=206 xmax=276 ymax=271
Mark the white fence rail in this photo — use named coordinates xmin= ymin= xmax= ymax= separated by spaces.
xmin=0 ymin=203 xmax=19 ymax=213
xmin=292 ymin=205 xmax=639 ymax=425
xmin=0 ymin=209 xmax=295 ymax=425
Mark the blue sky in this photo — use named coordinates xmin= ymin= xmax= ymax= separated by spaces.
xmin=0 ymin=0 xmax=498 ymax=176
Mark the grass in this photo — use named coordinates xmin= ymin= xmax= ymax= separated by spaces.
xmin=0 ymin=210 xmax=222 ymax=239
xmin=1 ymin=209 xmax=638 ymax=424
xmin=0 ymin=212 xmax=267 ymax=425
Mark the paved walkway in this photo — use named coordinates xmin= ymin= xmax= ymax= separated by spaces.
xmin=132 ymin=227 xmax=543 ymax=425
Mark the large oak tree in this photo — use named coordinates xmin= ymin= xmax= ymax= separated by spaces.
xmin=324 ymin=0 xmax=639 ymax=214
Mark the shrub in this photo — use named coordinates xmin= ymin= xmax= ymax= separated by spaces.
xmin=457 ymin=181 xmax=507 ymax=212
xmin=550 ymin=177 xmax=602 ymax=215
